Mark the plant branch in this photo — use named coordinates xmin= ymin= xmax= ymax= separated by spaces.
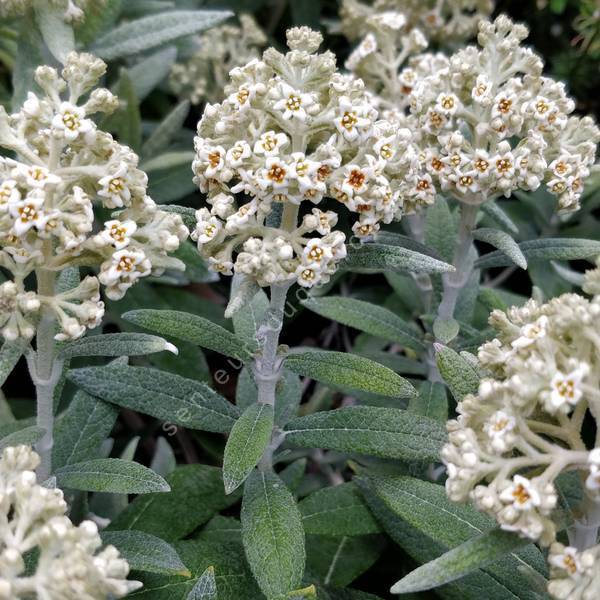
xmin=437 ymin=203 xmax=479 ymax=322
xmin=30 ymin=266 xmax=59 ymax=482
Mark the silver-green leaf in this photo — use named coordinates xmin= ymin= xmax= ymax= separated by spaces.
xmin=222 ymin=403 xmax=274 ymax=494
xmin=91 ymin=10 xmax=233 ymax=60
xmin=123 ymin=309 xmax=253 ymax=362
xmin=434 ymin=344 xmax=480 ymax=401
xmin=475 ymin=238 xmax=600 ymax=269
xmin=390 ymin=529 xmax=527 ymax=594
xmin=59 ymin=333 xmax=177 ymax=359
xmin=302 ymin=296 xmax=425 ymax=351
xmin=188 ymin=566 xmax=218 ymax=599
xmin=101 ymin=530 xmax=190 ymax=576
xmin=473 ymin=228 xmax=527 ymax=270
xmin=285 ymin=350 xmax=416 ymax=399
xmin=54 ymin=458 xmax=170 ymax=494
xmin=343 ymin=243 xmax=455 ymax=275
xmin=241 ymin=470 xmax=305 ymax=599
xmin=68 ymin=364 xmax=240 ymax=434
xmin=285 ymin=407 xmax=446 ymax=462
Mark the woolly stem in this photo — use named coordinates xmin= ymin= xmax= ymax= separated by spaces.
xmin=570 ymin=491 xmax=600 ymax=551
xmin=30 ymin=267 xmax=59 ymax=482
xmin=437 ymin=203 xmax=479 ymax=322
xmin=254 ymin=283 xmax=291 ymax=470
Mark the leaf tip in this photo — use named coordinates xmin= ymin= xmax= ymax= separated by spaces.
xmin=164 ymin=341 xmax=179 ymax=355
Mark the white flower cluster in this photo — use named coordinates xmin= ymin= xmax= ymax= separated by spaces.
xmin=0 ymin=52 xmax=188 ymax=341
xmin=0 ymin=0 xmax=104 ymax=21
xmin=191 ymin=27 xmax=414 ymax=287
xmin=170 ymin=14 xmax=266 ymax=106
xmin=408 ymin=15 xmax=599 ymax=211
xmin=340 ymin=0 xmax=493 ymax=45
xmin=0 ymin=445 xmax=140 ymax=599
xmin=547 ymin=542 xmax=600 ymax=599
xmin=442 ymin=267 xmax=600 ymax=546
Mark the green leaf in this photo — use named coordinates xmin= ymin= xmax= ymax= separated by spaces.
xmin=473 ymin=228 xmax=527 ymax=270
xmin=360 ymin=487 xmax=518 ymax=600
xmin=286 ymin=350 xmax=416 ymax=399
xmin=433 ymin=317 xmax=460 ymax=344
xmin=188 ymin=566 xmax=217 ymax=599
xmin=241 ymin=470 xmax=305 ymax=599
xmin=299 ymin=482 xmax=380 ymax=536
xmin=285 ymin=407 xmax=446 ymax=462
xmin=362 ymin=475 xmax=548 ymax=596
xmin=0 ymin=425 xmax=45 ymax=451
xmin=279 ymin=459 xmax=307 ymax=495
xmin=146 ymin=153 xmax=197 ymax=203
xmin=474 ymin=238 xmax=600 ymax=269
xmin=123 ymin=309 xmax=253 ymax=361
xmin=0 ymin=338 xmax=28 ymax=387
xmin=390 ymin=529 xmax=528 ymax=594
xmin=143 ymin=100 xmax=191 ymax=158
xmin=91 ymin=10 xmax=232 ymax=59
xmin=343 ymin=243 xmax=455 ymax=275
xmin=12 ymin=17 xmax=44 ymax=109
xmin=197 ymin=516 xmax=242 ymax=544
xmin=53 ymin=390 xmax=119 ymax=469
xmin=101 ymin=530 xmax=190 ymax=576
xmin=232 ymin=288 xmax=269 ymax=350
xmin=222 ymin=403 xmax=273 ymax=494
xmin=302 ymin=296 xmax=424 ymax=351
xmin=408 ymin=381 xmax=448 ymax=422
xmin=108 ymin=69 xmax=142 ymax=152
xmin=68 ymin=364 xmax=239 ymax=433
xmin=306 ymin=534 xmax=384 ymax=588
xmin=434 ymin=344 xmax=480 ymax=401
xmin=132 ymin=539 xmax=260 ymax=599
xmin=151 ymin=437 xmax=177 ymax=478
xmin=33 ymin=0 xmax=75 ymax=63
xmin=59 ymin=333 xmax=177 ymax=359
xmin=109 ymin=465 xmax=241 ymax=542
xmin=480 ymin=201 xmax=519 ymax=235
xmin=55 ymin=458 xmax=170 ymax=494
xmin=128 ymin=46 xmax=177 ymax=101
xmin=424 ymin=197 xmax=457 ymax=263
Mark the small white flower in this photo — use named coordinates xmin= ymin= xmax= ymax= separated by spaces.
xmin=511 ymin=316 xmax=549 ymax=349
xmin=499 ymin=475 xmax=541 ymax=511
xmin=51 ymin=102 xmax=93 ymax=141
xmin=9 ymin=190 xmax=52 ymax=236
xmin=483 ymin=410 xmax=517 ymax=453
xmin=97 ymin=164 xmax=132 ymax=208
xmin=334 ymin=97 xmax=373 ymax=142
xmin=12 ymin=164 xmax=61 ymax=189
xmin=94 ymin=219 xmax=137 ymax=250
xmin=273 ymin=81 xmax=316 ymax=121
xmin=0 ymin=180 xmax=20 ymax=212
xmin=225 ymin=140 xmax=252 ymax=167
xmin=548 ymin=364 xmax=588 ymax=412
xmin=193 ymin=209 xmax=223 ymax=245
xmin=254 ymin=131 xmax=289 ymax=157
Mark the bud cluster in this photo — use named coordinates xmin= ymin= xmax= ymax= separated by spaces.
xmin=191 ymin=27 xmax=416 ymax=287
xmin=442 ymin=264 xmax=600 ymax=551
xmin=0 ymin=445 xmax=140 ymax=599
xmin=408 ymin=16 xmax=599 ymax=211
xmin=340 ymin=0 xmax=493 ymax=45
xmin=0 ymin=52 xmax=188 ymax=341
